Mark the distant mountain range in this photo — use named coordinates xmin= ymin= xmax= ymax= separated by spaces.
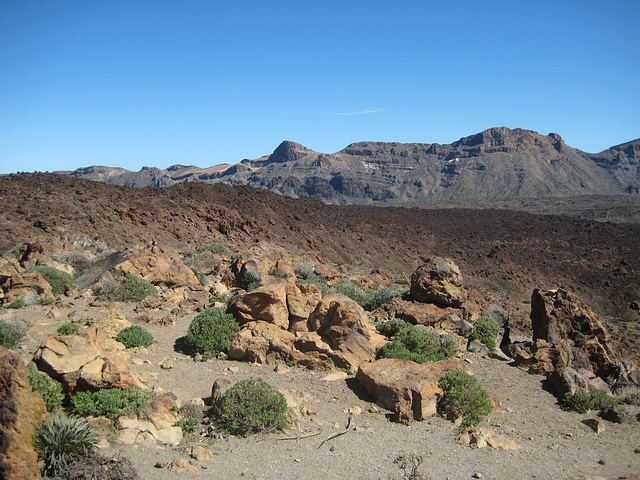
xmin=60 ymin=127 xmax=639 ymax=204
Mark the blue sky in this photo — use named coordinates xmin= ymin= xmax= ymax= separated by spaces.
xmin=1 ymin=1 xmax=638 ymax=174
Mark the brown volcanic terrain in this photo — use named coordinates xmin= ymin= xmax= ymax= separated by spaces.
xmin=1 ymin=173 xmax=639 ymax=327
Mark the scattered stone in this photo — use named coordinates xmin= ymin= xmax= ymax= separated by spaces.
xmin=160 ymin=358 xmax=174 ymax=370
xmin=189 ymin=445 xmax=213 ymax=461
xmin=194 ymin=353 xmax=203 ymax=362
xmin=485 ymin=347 xmax=511 ymax=361
xmin=582 ymin=418 xmax=606 ymax=433
xmin=344 ymin=406 xmax=362 ymax=415
xmin=274 ymin=363 xmax=291 ymax=374
xmin=167 ymin=457 xmax=199 ymax=474
xmin=320 ymin=372 xmax=348 ymax=382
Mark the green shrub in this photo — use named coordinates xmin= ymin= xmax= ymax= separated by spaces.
xmin=191 ymin=265 xmax=208 ymax=287
xmin=6 ymin=298 xmax=26 ymax=309
xmin=71 ymin=388 xmax=152 ymax=419
xmin=116 ymin=325 xmax=154 ymax=348
xmin=120 ymin=273 xmax=156 ymax=301
xmin=35 ymin=266 xmax=77 ymax=295
xmin=196 ymin=243 xmax=230 ymax=255
xmin=27 ymin=367 xmax=64 ymax=412
xmin=332 ymin=280 xmax=405 ymax=311
xmin=469 ymin=316 xmax=500 ymax=349
xmin=209 ymin=293 xmax=230 ymax=304
xmin=174 ymin=404 xmax=204 ymax=435
xmin=0 ymin=319 xmax=27 ymax=349
xmin=293 ymin=262 xmax=316 ymax=280
xmin=379 ymin=321 xmax=456 ymax=364
xmin=215 ymin=378 xmax=287 ymax=436
xmin=186 ymin=307 xmax=241 ymax=359
xmin=376 ymin=318 xmax=409 ymax=337
xmin=57 ymin=322 xmax=79 ymax=335
xmin=35 ymin=415 xmax=97 ymax=477
xmin=94 ymin=271 xmax=156 ymax=302
xmin=241 ymin=269 xmax=262 ymax=291
xmin=438 ymin=370 xmax=492 ymax=427
xmin=564 ymin=388 xmax=618 ymax=413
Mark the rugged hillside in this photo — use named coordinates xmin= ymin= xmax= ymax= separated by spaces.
xmin=62 ymin=127 xmax=640 ymax=204
xmin=1 ymin=173 xmax=638 ymax=325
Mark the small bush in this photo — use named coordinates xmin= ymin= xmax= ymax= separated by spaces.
xmin=241 ymin=269 xmax=262 ymax=291
xmin=174 ymin=404 xmax=204 ymax=435
xmin=6 ymin=298 xmax=26 ymax=309
xmin=57 ymin=322 xmax=79 ymax=335
xmin=94 ymin=271 xmax=156 ymax=302
xmin=469 ymin=316 xmax=500 ymax=349
xmin=564 ymin=388 xmax=618 ymax=413
xmin=209 ymin=293 xmax=230 ymax=304
xmin=293 ymin=262 xmax=316 ymax=280
xmin=376 ymin=318 xmax=409 ymax=337
xmin=186 ymin=307 xmax=241 ymax=359
xmin=196 ymin=243 xmax=230 ymax=255
xmin=52 ymin=453 xmax=139 ymax=480
xmin=116 ymin=325 xmax=154 ymax=348
xmin=27 ymin=367 xmax=64 ymax=412
xmin=0 ymin=319 xmax=27 ymax=349
xmin=191 ymin=265 xmax=208 ymax=287
xmin=215 ymin=378 xmax=287 ymax=436
xmin=332 ymin=280 xmax=405 ymax=311
xmin=71 ymin=388 xmax=152 ymax=419
xmin=35 ymin=415 xmax=97 ymax=477
xmin=35 ymin=266 xmax=77 ymax=295
xmin=438 ymin=370 xmax=492 ymax=427
xmin=54 ymin=251 xmax=94 ymax=277
xmin=379 ymin=321 xmax=456 ymax=364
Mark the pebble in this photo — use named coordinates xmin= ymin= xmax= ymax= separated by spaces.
xmin=472 ymin=473 xmax=483 ymax=478
xmin=634 ymin=447 xmax=640 ymax=454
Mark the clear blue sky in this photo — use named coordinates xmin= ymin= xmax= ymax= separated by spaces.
xmin=1 ymin=1 xmax=638 ymax=174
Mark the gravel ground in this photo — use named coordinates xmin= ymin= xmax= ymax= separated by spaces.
xmin=10 ymin=302 xmax=640 ymax=480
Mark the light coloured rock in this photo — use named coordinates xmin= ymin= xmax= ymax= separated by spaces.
xmin=228 ymin=321 xmax=301 ymax=365
xmin=228 ymin=282 xmax=290 ymax=329
xmin=287 ymin=282 xmax=322 ymax=332
xmin=410 ymin=258 xmax=467 ymax=307
xmin=356 ymin=357 xmax=467 ymax=424
xmin=189 ymin=445 xmax=213 ymax=461
xmin=168 ymin=457 xmax=199 ymax=474
xmin=93 ymin=314 xmax=132 ymax=337
xmin=458 ymin=426 xmax=522 ymax=450
xmin=320 ymin=372 xmax=349 ymax=382
xmin=116 ymin=392 xmax=183 ymax=446
xmin=3 ymin=271 xmax=54 ymax=304
xmin=33 ymin=327 xmax=146 ymax=393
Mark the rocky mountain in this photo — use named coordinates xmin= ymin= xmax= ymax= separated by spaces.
xmin=61 ymin=127 xmax=640 ymax=204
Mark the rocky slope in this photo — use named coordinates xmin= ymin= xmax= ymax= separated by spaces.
xmin=61 ymin=127 xmax=640 ymax=204
xmin=1 ymin=173 xmax=639 ymax=325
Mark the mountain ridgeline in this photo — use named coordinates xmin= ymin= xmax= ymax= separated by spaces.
xmin=63 ymin=127 xmax=640 ymax=204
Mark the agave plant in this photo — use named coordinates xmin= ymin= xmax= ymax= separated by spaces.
xmin=35 ymin=414 xmax=97 ymax=477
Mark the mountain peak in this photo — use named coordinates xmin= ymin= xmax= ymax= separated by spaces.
xmin=269 ymin=141 xmax=314 ymax=164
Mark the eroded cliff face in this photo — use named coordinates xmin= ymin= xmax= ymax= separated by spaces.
xmin=63 ymin=127 xmax=640 ymax=203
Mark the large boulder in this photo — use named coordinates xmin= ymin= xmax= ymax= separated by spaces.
xmin=0 ymin=346 xmax=49 ymax=480
xmin=228 ymin=321 xmax=307 ymax=365
xmin=309 ymin=294 xmax=386 ymax=373
xmin=371 ymin=297 xmax=462 ymax=327
xmin=33 ymin=327 xmax=146 ymax=394
xmin=356 ymin=357 xmax=467 ymax=425
xmin=410 ymin=258 xmax=467 ymax=307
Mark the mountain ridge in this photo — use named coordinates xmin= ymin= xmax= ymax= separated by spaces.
xmin=61 ymin=127 xmax=640 ymax=203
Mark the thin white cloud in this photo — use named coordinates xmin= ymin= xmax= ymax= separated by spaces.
xmin=324 ymin=108 xmax=384 ymax=116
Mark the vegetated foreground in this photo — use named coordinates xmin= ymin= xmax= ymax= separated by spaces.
xmin=1 ymin=172 xmax=640 ymax=480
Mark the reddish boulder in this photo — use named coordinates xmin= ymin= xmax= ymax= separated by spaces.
xmin=356 ymin=357 xmax=467 ymax=424
xmin=286 ymin=283 xmax=322 ymax=332
xmin=0 ymin=346 xmax=49 ymax=480
xmin=228 ymin=282 xmax=290 ymax=329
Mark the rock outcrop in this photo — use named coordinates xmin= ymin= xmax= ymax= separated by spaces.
xmin=0 ymin=346 xmax=49 ymax=480
xmin=505 ymin=289 xmax=638 ymax=396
